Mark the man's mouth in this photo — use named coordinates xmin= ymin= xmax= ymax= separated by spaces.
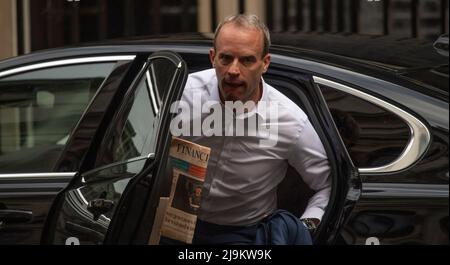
xmin=224 ymin=81 xmax=244 ymax=88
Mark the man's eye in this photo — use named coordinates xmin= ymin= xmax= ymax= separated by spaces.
xmin=219 ymin=55 xmax=232 ymax=64
xmin=241 ymin=57 xmax=256 ymax=66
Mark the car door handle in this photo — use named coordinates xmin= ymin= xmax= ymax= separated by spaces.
xmin=0 ymin=209 xmax=33 ymax=224
xmin=87 ymin=198 xmax=114 ymax=221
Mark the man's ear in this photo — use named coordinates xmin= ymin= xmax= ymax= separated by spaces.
xmin=263 ymin=53 xmax=271 ymax=73
xmin=209 ymin=48 xmax=216 ymax=67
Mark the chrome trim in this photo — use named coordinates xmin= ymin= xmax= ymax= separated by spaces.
xmin=0 ymin=172 xmax=76 ymax=179
xmin=68 ymin=188 xmax=109 ymax=229
xmin=362 ymin=183 xmax=449 ymax=198
xmin=81 ymin=154 xmax=154 ymax=178
xmin=146 ymin=70 xmax=160 ymax=115
xmin=76 ymin=187 xmax=89 ymax=206
xmin=313 ymin=76 xmax=431 ymax=174
xmin=0 ymin=55 xmax=136 ymax=78
xmin=149 ymin=62 xmax=162 ymax=106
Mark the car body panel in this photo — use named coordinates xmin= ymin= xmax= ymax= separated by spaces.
xmin=344 ymin=184 xmax=448 ymax=244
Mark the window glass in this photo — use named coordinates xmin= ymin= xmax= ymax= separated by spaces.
xmin=95 ymin=71 xmax=157 ymax=167
xmin=0 ymin=62 xmax=115 ymax=173
xmin=147 ymin=58 xmax=177 ymax=104
xmin=319 ymin=84 xmax=411 ymax=168
xmin=114 ymin=76 xmax=157 ymax=162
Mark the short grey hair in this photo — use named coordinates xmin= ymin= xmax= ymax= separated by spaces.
xmin=213 ymin=14 xmax=271 ymax=57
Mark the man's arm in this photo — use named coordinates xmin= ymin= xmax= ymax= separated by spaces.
xmin=287 ymin=117 xmax=332 ymax=223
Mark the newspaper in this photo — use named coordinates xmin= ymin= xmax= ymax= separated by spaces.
xmin=159 ymin=137 xmax=211 ymax=244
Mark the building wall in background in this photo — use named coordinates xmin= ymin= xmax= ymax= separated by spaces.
xmin=0 ymin=0 xmax=17 ymax=60
xmin=0 ymin=0 xmax=448 ymax=60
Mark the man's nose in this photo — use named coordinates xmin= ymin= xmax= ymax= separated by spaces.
xmin=227 ymin=59 xmax=240 ymax=76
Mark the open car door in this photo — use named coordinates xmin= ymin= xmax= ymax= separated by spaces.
xmin=41 ymin=51 xmax=187 ymax=244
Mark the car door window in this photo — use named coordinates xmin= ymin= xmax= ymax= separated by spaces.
xmin=94 ymin=69 xmax=159 ymax=169
xmin=44 ymin=52 xmax=187 ymax=245
xmin=318 ymin=84 xmax=411 ymax=168
xmin=49 ymin=70 xmax=158 ymax=244
xmin=0 ymin=62 xmax=115 ymax=173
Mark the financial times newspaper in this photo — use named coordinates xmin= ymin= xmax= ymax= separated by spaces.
xmin=159 ymin=137 xmax=210 ymax=244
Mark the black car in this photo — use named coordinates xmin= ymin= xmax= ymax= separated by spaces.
xmin=0 ymin=33 xmax=447 ymax=245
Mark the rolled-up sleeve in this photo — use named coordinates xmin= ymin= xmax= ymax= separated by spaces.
xmin=287 ymin=117 xmax=331 ymax=221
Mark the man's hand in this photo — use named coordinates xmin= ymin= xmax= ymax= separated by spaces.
xmin=300 ymin=218 xmax=320 ymax=232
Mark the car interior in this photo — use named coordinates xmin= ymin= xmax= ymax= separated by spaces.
xmin=265 ymin=75 xmax=336 ymax=224
xmin=0 ymin=77 xmax=104 ymax=173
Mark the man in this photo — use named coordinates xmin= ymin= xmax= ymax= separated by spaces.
xmin=176 ymin=14 xmax=331 ymax=245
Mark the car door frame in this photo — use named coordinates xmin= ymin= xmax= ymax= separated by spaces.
xmin=41 ymin=51 xmax=188 ymax=244
xmin=103 ymin=51 xmax=188 ymax=244
xmin=263 ymin=61 xmax=362 ymax=244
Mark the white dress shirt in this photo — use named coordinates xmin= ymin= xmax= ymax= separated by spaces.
xmin=176 ymin=69 xmax=331 ymax=226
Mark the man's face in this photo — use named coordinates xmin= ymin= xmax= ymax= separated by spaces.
xmin=210 ymin=23 xmax=270 ymax=103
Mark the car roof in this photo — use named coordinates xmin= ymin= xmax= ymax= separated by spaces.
xmin=270 ymin=33 xmax=449 ymax=101
xmin=1 ymin=32 xmax=448 ymax=101
xmin=272 ymin=33 xmax=447 ymax=69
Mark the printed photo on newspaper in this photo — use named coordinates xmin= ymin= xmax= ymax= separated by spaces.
xmin=159 ymin=137 xmax=210 ymax=244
